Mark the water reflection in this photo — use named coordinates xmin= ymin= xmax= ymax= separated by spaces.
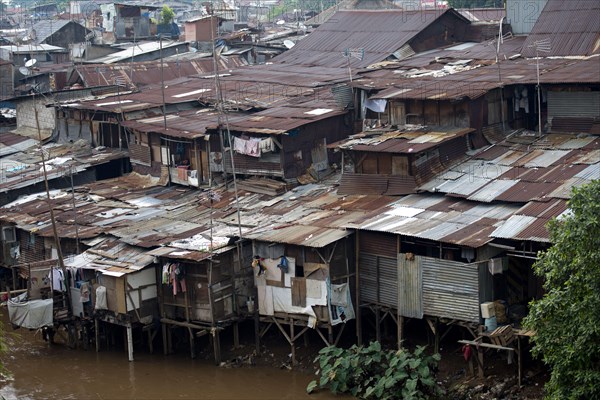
xmin=0 ymin=316 xmax=347 ymax=400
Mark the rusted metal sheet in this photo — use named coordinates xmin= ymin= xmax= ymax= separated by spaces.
xmin=440 ymin=222 xmax=497 ymax=248
xmin=337 ymin=174 xmax=416 ymax=196
xmin=275 ymin=9 xmax=467 ymax=68
xmin=515 ymin=199 xmax=567 ymax=218
xmin=73 ymin=57 xmax=247 ymax=88
xmin=494 ymin=181 xmax=562 ymax=202
xmin=358 ymin=230 xmax=397 ymax=258
xmin=521 ymin=0 xmax=600 ymax=57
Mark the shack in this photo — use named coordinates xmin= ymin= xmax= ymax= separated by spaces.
xmin=149 ymin=235 xmax=251 ymax=364
xmin=65 ymin=236 xmax=160 ymax=361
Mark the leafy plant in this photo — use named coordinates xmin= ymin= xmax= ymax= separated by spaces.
xmin=307 ymin=342 xmax=442 ymax=399
xmin=159 ymin=5 xmax=175 ymax=26
xmin=523 ymin=180 xmax=600 ymax=400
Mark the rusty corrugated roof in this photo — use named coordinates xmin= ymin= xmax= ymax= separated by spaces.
xmin=274 ymin=9 xmax=468 ymax=68
xmin=521 ymin=0 xmax=600 ymax=57
xmin=423 ymin=131 xmax=599 ymax=204
xmin=72 ymin=56 xmax=248 ymax=89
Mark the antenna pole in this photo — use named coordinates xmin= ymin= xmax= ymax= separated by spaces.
xmin=496 ymin=17 xmax=505 ymax=132
xmin=34 ymin=93 xmax=71 ymax=316
xmin=210 ymin=10 xmax=243 ymax=240
xmin=536 ymin=48 xmax=542 ymax=138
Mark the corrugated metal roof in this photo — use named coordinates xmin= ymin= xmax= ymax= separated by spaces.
xmin=421 ymin=132 xmax=599 ymax=203
xmin=521 ymin=0 xmax=600 ymax=57
xmin=491 ymin=215 xmax=537 ymax=239
xmin=516 ymin=199 xmax=568 ymax=218
xmin=512 ymin=217 xmax=551 ymax=242
xmin=31 ymin=20 xmax=84 ymax=43
xmin=521 ymin=149 xmax=571 ymax=168
xmin=575 ymin=163 xmax=600 ymax=180
xmin=243 ymin=224 xmax=351 ymax=248
xmin=334 ymin=127 xmax=473 ymax=154
xmin=457 ymin=8 xmax=505 ymax=22
xmin=274 ymin=9 xmax=468 ymax=68
xmin=494 ymin=181 xmax=562 ymax=202
xmin=337 ymin=173 xmax=416 ymax=196
xmin=467 ymin=179 xmax=520 ymax=203
xmin=72 ymin=57 xmax=247 ymax=89
xmin=441 ymin=223 xmax=497 ymax=248
xmin=64 ymin=237 xmax=155 ymax=276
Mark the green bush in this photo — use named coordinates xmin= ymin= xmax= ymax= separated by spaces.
xmin=307 ymin=342 xmax=442 ymax=399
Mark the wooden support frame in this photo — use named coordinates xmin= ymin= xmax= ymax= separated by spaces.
xmin=260 ymin=315 xmax=345 ymax=367
xmin=458 ymin=339 xmax=515 ymax=379
xmin=160 ymin=317 xmax=226 ymax=365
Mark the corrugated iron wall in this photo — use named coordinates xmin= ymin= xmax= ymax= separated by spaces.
xmin=358 ymin=231 xmax=397 ymax=307
xmin=359 ymin=231 xmax=396 ymax=258
xmin=358 ymin=253 xmax=397 ymax=308
xmin=548 ymin=91 xmax=600 ymax=118
xmin=421 ymin=256 xmax=481 ymax=323
xmin=397 ymin=253 xmax=423 ymax=319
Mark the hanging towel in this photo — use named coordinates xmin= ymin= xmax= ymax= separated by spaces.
xmin=245 ymin=138 xmax=261 ymax=157
xmin=259 ymin=137 xmax=275 ymax=154
xmin=79 ymin=282 xmax=91 ymax=303
xmin=95 ymin=286 xmax=108 ymax=310
xmin=233 ymin=137 xmax=246 ymax=154
xmin=365 ymin=99 xmax=387 ymax=113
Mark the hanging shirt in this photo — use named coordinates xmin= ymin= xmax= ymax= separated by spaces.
xmin=48 ymin=267 xmax=65 ymax=292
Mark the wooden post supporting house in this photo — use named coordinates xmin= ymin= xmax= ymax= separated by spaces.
xmin=251 ymin=234 xmax=355 ymax=368
xmin=152 ymin=243 xmax=243 ymax=365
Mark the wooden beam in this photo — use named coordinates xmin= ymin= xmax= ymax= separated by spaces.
xmin=334 ymin=323 xmax=346 ymax=347
xmin=272 ymin=317 xmax=292 ymax=345
xmin=314 ymin=326 xmax=330 ymax=347
xmin=457 ymin=340 xmax=515 ymax=351
xmin=126 ymin=324 xmax=134 ymax=362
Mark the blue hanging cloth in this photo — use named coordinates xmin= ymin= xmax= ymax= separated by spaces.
xmin=277 ymin=256 xmax=289 ymax=273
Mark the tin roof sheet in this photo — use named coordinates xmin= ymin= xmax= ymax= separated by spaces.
xmin=467 ymin=179 xmax=520 ymax=203
xmin=73 ymin=56 xmax=247 ymax=89
xmin=274 ymin=9 xmax=468 ymax=68
xmin=516 ymin=199 xmax=568 ymax=218
xmin=491 ymin=215 xmax=537 ymax=239
xmin=243 ymin=224 xmax=351 ymax=248
xmin=521 ymin=0 xmax=600 ymax=57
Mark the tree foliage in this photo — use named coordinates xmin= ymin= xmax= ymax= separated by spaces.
xmin=159 ymin=5 xmax=175 ymax=26
xmin=447 ymin=0 xmax=503 ymax=8
xmin=307 ymin=342 xmax=442 ymax=399
xmin=523 ymin=180 xmax=600 ymax=400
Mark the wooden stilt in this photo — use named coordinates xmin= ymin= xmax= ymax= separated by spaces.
xmin=95 ymin=318 xmax=100 ymax=352
xmin=213 ymin=328 xmax=221 ymax=365
xmin=375 ymin=307 xmax=381 ymax=342
xmin=518 ymin=336 xmax=522 ymax=387
xmin=328 ymin=325 xmax=333 ymax=345
xmin=397 ymin=315 xmax=404 ymax=349
xmin=290 ymin=318 xmax=296 ymax=366
xmin=477 ymin=346 xmax=484 ymax=378
xmin=126 ymin=324 xmax=134 ymax=362
xmin=254 ymin=308 xmax=260 ymax=355
xmin=188 ymin=327 xmax=196 ymax=359
xmin=233 ymin=321 xmax=239 ymax=348
xmin=434 ymin=317 xmax=440 ymax=354
xmin=167 ymin=326 xmax=173 ymax=354
xmin=162 ymin=322 xmax=168 ymax=355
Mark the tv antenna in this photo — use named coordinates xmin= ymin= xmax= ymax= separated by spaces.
xmin=528 ymin=38 xmax=551 ymax=137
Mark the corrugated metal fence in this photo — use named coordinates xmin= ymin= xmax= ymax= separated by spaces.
xmin=421 ymin=256 xmax=481 ymax=323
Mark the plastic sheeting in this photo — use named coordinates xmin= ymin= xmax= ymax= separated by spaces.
xmin=95 ymin=286 xmax=108 ymax=310
xmin=7 ymin=293 xmax=53 ymax=329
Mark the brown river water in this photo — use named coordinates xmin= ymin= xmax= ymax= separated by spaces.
xmin=0 ymin=313 xmax=346 ymax=400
